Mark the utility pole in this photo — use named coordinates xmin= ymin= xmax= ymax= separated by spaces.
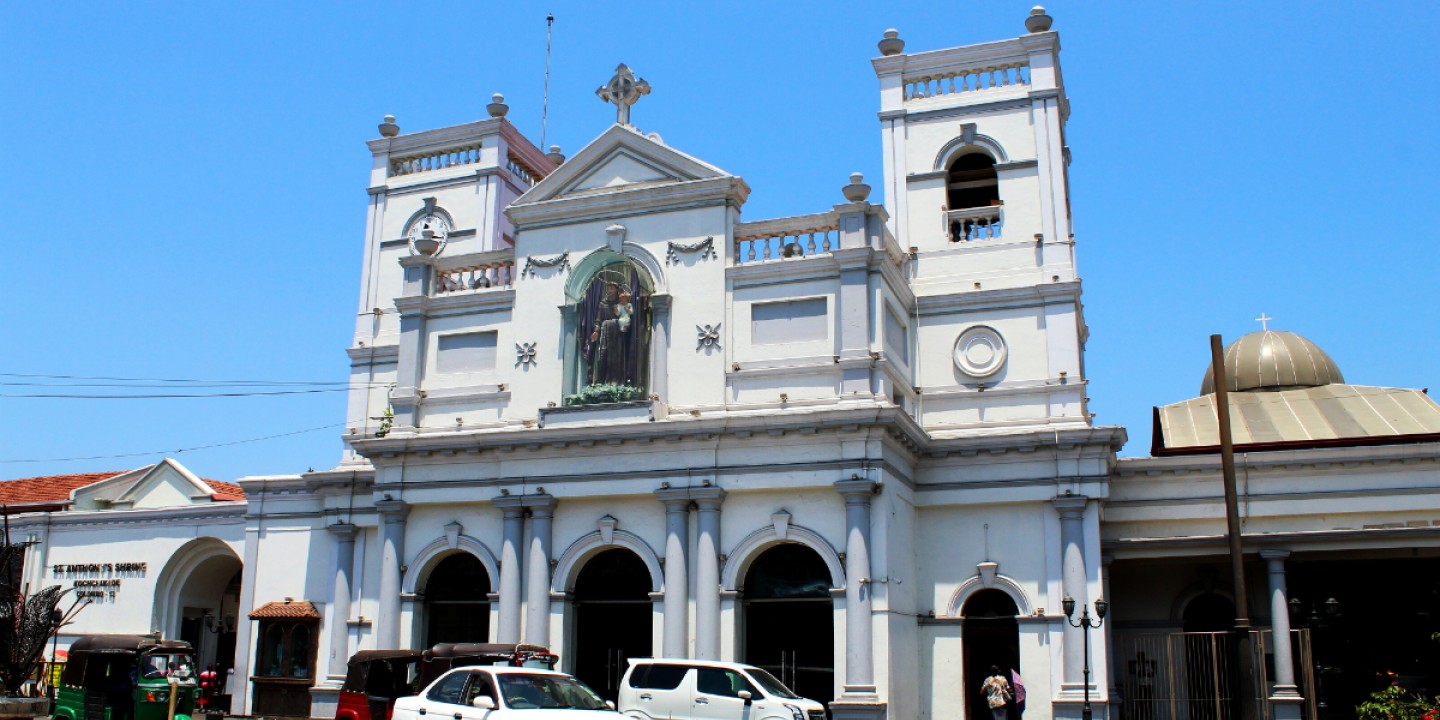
xmin=1211 ymin=334 xmax=1256 ymax=720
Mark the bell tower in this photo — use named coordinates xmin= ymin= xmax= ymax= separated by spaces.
xmin=873 ymin=7 xmax=1090 ymax=431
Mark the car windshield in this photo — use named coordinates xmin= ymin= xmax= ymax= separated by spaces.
xmin=142 ymin=654 xmax=195 ymax=681
xmin=497 ymin=673 xmax=609 ymax=710
xmin=744 ymin=668 xmax=799 ymax=699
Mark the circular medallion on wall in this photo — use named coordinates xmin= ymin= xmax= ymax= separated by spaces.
xmin=953 ymin=326 xmax=1007 ymax=378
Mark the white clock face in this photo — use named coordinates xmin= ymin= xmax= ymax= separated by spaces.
xmin=406 ymin=214 xmax=452 ymax=256
xmin=407 ymin=215 xmax=451 ymax=242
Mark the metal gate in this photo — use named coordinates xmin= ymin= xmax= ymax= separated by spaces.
xmin=1114 ymin=629 xmax=1314 ymax=720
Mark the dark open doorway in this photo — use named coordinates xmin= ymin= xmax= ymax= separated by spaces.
xmin=573 ymin=548 xmax=653 ymax=702
xmin=742 ymin=543 xmax=835 ymax=708
xmin=424 ymin=553 xmax=492 ymax=645
xmin=962 ymin=589 xmax=1020 ymax=720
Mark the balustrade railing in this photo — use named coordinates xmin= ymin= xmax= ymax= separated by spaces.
xmin=734 ymin=212 xmax=840 ymax=264
xmin=946 ymin=206 xmax=1004 ymax=242
xmin=905 ymin=62 xmax=1029 ymax=101
xmin=390 ymin=144 xmax=483 ymax=177
xmin=506 ymin=154 xmax=538 ymax=187
xmin=433 ymin=252 xmax=516 ymax=294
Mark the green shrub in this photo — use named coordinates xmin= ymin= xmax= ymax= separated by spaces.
xmin=563 ymin=384 xmax=645 ymax=407
xmin=1355 ymin=682 xmax=1439 ymax=720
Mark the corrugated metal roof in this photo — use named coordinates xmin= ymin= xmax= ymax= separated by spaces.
xmin=1155 ymin=384 xmax=1440 ymax=454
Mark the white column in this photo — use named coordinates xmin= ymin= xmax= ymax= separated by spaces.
xmin=1262 ymin=549 xmax=1303 ymax=720
xmin=657 ymin=493 xmax=691 ymax=658
xmin=376 ymin=500 xmax=409 ymax=649
xmin=1102 ymin=553 xmax=1119 ymax=714
xmin=1054 ymin=496 xmax=1088 ymax=687
xmin=525 ymin=498 xmax=558 ymax=646
xmin=496 ymin=504 xmax=525 ymax=644
xmin=835 ymin=479 xmax=877 ymax=697
xmin=693 ymin=490 xmax=725 ymax=660
xmin=326 ymin=523 xmax=358 ymax=679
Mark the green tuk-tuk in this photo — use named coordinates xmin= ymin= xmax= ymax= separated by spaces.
xmin=54 ymin=636 xmax=200 ymax=720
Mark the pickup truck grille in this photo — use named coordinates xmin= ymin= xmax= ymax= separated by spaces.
xmin=808 ymin=711 xmax=826 ymax=720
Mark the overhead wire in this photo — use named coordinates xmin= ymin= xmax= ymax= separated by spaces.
xmin=0 ymin=423 xmax=349 ymax=464
xmin=0 ymin=372 xmax=393 ymax=398
xmin=0 ymin=372 xmax=373 ymax=385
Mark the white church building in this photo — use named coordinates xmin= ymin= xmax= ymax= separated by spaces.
xmin=235 ymin=8 xmax=1119 ymax=720
xmin=9 ymin=8 xmax=1438 ymax=720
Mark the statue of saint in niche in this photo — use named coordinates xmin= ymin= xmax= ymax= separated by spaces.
xmin=577 ymin=263 xmax=649 ymax=389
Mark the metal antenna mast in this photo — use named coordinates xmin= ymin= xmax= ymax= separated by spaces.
xmin=541 ymin=14 xmax=555 ymax=151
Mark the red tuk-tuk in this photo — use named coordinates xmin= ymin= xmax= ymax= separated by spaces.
xmin=335 ymin=651 xmax=426 ymax=720
xmin=336 ymin=644 xmax=557 ymax=720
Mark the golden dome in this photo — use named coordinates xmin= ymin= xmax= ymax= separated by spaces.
xmin=1200 ymin=330 xmax=1344 ymax=394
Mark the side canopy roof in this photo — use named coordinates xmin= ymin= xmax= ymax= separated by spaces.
xmin=1155 ymin=330 xmax=1440 ymax=454
xmin=506 ymin=124 xmax=749 ymax=227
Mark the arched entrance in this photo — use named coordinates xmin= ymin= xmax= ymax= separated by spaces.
xmin=156 ymin=539 xmax=243 ymax=677
xmin=572 ymin=548 xmax=653 ymax=701
xmin=423 ymin=553 xmax=491 ymax=645
xmin=1182 ymin=592 xmax=1238 ymax=720
xmin=742 ymin=543 xmax=835 ymax=707
xmin=962 ymin=589 xmax=1019 ymax=720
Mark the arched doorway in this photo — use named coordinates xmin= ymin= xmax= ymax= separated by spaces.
xmin=423 ymin=553 xmax=491 ymax=645
xmin=1182 ymin=592 xmax=1238 ymax=720
xmin=962 ymin=589 xmax=1019 ymax=720
xmin=572 ymin=548 xmax=653 ymax=701
xmin=742 ymin=543 xmax=835 ymax=707
xmin=157 ymin=539 xmax=243 ymax=678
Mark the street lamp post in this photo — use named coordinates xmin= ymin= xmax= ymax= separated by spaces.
xmin=1064 ymin=596 xmax=1109 ymax=720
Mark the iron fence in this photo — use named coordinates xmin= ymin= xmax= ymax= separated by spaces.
xmin=1114 ymin=629 xmax=1313 ymax=720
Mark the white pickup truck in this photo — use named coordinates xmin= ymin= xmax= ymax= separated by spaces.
xmin=392 ymin=666 xmax=626 ymax=720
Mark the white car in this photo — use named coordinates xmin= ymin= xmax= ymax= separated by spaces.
xmin=392 ymin=666 xmax=626 ymax=720
xmin=617 ymin=659 xmax=826 ymax=720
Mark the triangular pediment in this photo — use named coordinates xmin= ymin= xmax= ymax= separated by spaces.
xmin=515 ymin=124 xmax=733 ymax=205
xmin=570 ymin=152 xmax=677 ymax=192
xmin=72 ymin=458 xmax=218 ymax=510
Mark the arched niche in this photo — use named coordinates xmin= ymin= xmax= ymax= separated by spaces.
xmin=721 ymin=519 xmax=845 ymax=592
xmin=566 ymin=244 xmax=666 ymax=299
xmin=944 ymin=570 xmax=1034 ymax=618
xmin=552 ymin=529 xmax=664 ymax=594
xmin=402 ymin=534 xmax=500 ymax=596
xmin=932 ymin=134 xmax=1010 ymax=170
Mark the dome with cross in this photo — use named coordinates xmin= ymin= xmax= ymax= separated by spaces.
xmin=1199 ymin=329 xmax=1344 ymax=394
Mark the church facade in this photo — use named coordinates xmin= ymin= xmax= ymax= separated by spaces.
xmin=154 ymin=7 xmax=1437 ymax=720
xmin=232 ymin=9 xmax=1121 ymax=720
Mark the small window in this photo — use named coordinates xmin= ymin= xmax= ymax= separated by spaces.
xmin=695 ymin=668 xmax=756 ymax=698
xmin=629 ymin=664 xmax=690 ymax=690
xmin=436 ymin=332 xmax=498 ymax=373
xmin=751 ymin=298 xmax=827 ymax=345
xmin=427 ymin=671 xmax=470 ymax=704
xmin=254 ymin=620 xmax=318 ymax=679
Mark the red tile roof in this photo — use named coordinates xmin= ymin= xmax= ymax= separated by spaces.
xmin=0 ymin=471 xmax=127 ymax=506
xmin=204 ymin=480 xmax=246 ymax=501
xmin=249 ymin=600 xmax=320 ymax=620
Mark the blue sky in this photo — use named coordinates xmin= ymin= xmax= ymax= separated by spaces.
xmin=2 ymin=1 xmax=1437 ymax=480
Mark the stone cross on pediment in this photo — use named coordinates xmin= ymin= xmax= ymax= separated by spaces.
xmin=596 ymin=64 xmax=651 ymax=126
